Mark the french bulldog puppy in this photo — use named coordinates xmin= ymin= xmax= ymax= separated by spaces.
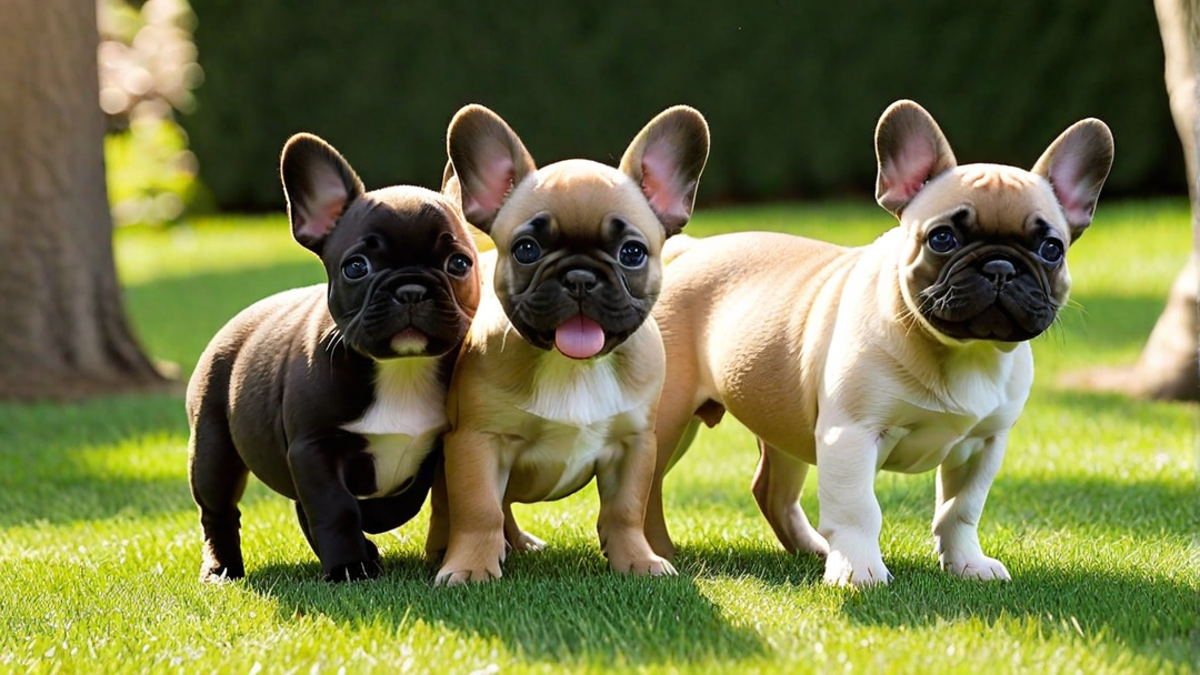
xmin=647 ymin=100 xmax=1113 ymax=586
xmin=429 ymin=104 xmax=709 ymax=585
xmin=187 ymin=133 xmax=481 ymax=582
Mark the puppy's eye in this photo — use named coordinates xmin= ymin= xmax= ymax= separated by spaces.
xmin=927 ymin=227 xmax=958 ymax=254
xmin=512 ymin=238 xmax=542 ymax=265
xmin=341 ymin=255 xmax=371 ymax=280
xmin=618 ymin=241 xmax=648 ymax=268
xmin=1037 ymin=238 xmax=1064 ymax=264
xmin=446 ymin=253 xmax=473 ymax=277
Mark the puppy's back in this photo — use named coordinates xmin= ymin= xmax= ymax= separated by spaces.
xmin=186 ymin=285 xmax=327 ymax=426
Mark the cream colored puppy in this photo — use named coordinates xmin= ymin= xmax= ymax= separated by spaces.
xmin=429 ymin=104 xmax=709 ymax=585
xmin=647 ymin=100 xmax=1113 ymax=586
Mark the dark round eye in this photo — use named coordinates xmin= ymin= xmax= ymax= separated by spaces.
xmin=341 ymin=255 xmax=371 ymax=280
xmin=1037 ymin=238 xmax=1064 ymax=264
xmin=927 ymin=227 xmax=959 ymax=254
xmin=446 ymin=253 xmax=473 ymax=277
xmin=619 ymin=241 xmax=648 ymax=268
xmin=512 ymin=238 xmax=542 ymax=265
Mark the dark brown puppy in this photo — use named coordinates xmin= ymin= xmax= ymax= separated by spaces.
xmin=187 ymin=134 xmax=481 ymax=582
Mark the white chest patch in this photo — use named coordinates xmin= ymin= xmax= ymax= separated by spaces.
xmin=342 ymin=357 xmax=448 ymax=499
xmin=514 ymin=419 xmax=618 ymax=500
xmin=518 ymin=354 xmax=638 ymax=426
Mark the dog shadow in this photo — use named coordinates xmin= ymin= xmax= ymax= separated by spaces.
xmin=244 ymin=544 xmax=768 ymax=667
xmin=834 ymin=559 xmax=1199 ymax=670
xmin=667 ymin=473 xmax=1198 ymax=671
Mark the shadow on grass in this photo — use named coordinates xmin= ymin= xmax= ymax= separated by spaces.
xmin=0 ymin=393 xmax=198 ymax=526
xmin=669 ymin=540 xmax=1198 ymax=669
xmin=992 ymin=474 xmax=1199 ymax=539
xmin=839 ymin=560 xmax=1200 ymax=669
xmin=245 ymin=544 xmax=768 ymax=667
xmin=868 ymin=471 xmax=1197 ymax=540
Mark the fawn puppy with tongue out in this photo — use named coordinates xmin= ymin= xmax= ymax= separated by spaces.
xmin=430 ymin=104 xmax=709 ymax=585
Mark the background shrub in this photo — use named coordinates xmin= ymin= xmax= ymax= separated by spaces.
xmin=184 ymin=0 xmax=1182 ymax=211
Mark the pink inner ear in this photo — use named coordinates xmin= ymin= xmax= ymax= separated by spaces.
xmin=463 ymin=145 xmax=516 ymax=221
xmin=296 ymin=172 xmax=350 ymax=242
xmin=641 ymin=145 xmax=689 ymax=222
xmin=1049 ymin=149 xmax=1094 ymax=225
xmin=880 ymin=139 xmax=937 ymax=206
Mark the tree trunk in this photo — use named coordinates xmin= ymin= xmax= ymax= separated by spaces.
xmin=0 ymin=0 xmax=167 ymax=400
xmin=1133 ymin=0 xmax=1200 ymax=401
xmin=1072 ymin=0 xmax=1200 ymax=401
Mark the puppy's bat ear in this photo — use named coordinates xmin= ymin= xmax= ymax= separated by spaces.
xmin=446 ymin=105 xmax=537 ymax=233
xmin=1032 ymin=119 xmax=1114 ymax=242
xmin=875 ymin=100 xmax=957 ymax=217
xmin=620 ymin=106 xmax=710 ymax=236
xmin=442 ymin=159 xmax=495 ymax=252
xmin=440 ymin=160 xmax=462 ymax=204
xmin=280 ymin=133 xmax=364 ymax=254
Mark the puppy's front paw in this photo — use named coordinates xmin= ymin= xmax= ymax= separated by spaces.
xmin=199 ymin=564 xmax=244 ymax=584
xmin=509 ymin=531 xmax=546 ymax=553
xmin=611 ymin=554 xmax=677 ymax=577
xmin=941 ymin=555 xmax=1011 ymax=581
xmin=823 ymin=549 xmax=891 ymax=587
xmin=434 ymin=558 xmax=503 ymax=586
xmin=323 ymin=559 xmax=383 ymax=583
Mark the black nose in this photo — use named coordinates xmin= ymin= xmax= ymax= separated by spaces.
xmin=981 ymin=259 xmax=1016 ymax=284
xmin=563 ymin=269 xmax=598 ymax=298
xmin=394 ymin=284 xmax=427 ymax=304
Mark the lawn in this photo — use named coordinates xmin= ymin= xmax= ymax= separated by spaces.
xmin=1 ymin=200 xmax=1196 ymax=674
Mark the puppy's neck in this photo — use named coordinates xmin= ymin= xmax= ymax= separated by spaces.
xmin=518 ymin=350 xmax=636 ymax=426
xmin=342 ymin=355 xmax=447 ymax=437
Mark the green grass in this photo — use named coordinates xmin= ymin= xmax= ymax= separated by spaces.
xmin=2 ymin=200 xmax=1196 ymax=674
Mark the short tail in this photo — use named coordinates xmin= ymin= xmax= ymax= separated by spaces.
xmin=662 ymin=234 xmax=699 ymax=265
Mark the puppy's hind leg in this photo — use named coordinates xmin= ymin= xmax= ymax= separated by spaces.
xmin=503 ymin=502 xmax=546 ymax=553
xmin=188 ymin=413 xmax=249 ymax=583
xmin=751 ymin=441 xmax=828 ymax=557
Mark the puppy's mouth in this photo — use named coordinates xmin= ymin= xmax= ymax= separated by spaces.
xmin=553 ymin=314 xmax=607 ymax=360
xmin=915 ymin=248 xmax=1060 ymax=342
xmin=389 ymin=328 xmax=430 ymax=356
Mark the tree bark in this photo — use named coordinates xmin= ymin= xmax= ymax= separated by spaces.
xmin=1072 ymin=0 xmax=1200 ymax=401
xmin=1132 ymin=0 xmax=1200 ymax=401
xmin=0 ymin=0 xmax=167 ymax=400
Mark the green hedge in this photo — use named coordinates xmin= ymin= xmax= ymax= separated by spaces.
xmin=185 ymin=1 xmax=1182 ymax=211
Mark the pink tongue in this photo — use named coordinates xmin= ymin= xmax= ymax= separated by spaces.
xmin=554 ymin=315 xmax=606 ymax=359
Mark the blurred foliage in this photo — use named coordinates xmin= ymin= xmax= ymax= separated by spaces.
xmin=184 ymin=0 xmax=1183 ymax=212
xmin=99 ymin=0 xmax=208 ymax=226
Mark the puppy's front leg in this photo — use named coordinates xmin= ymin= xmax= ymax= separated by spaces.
xmin=596 ymin=430 xmax=677 ymax=576
xmin=815 ymin=421 xmax=890 ymax=587
xmin=933 ymin=432 xmax=1011 ymax=581
xmin=287 ymin=435 xmax=381 ymax=582
xmin=435 ymin=428 xmax=507 ymax=586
